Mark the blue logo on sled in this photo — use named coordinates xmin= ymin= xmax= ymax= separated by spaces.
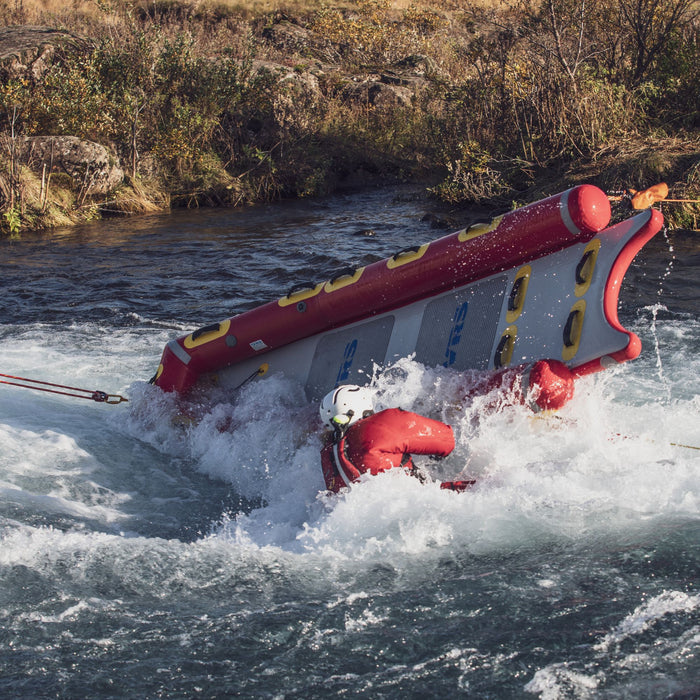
xmin=336 ymin=339 xmax=358 ymax=384
xmin=443 ymin=302 xmax=469 ymax=367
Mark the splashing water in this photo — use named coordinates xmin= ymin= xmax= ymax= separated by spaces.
xmin=1 ymin=193 xmax=698 ymax=698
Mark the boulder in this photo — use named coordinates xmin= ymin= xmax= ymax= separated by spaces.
xmin=23 ymin=136 xmax=124 ymax=196
xmin=340 ymin=60 xmax=431 ymax=109
xmin=261 ymin=19 xmax=340 ymax=62
xmin=342 ymin=78 xmax=415 ymax=108
xmin=0 ymin=25 xmax=83 ymax=81
xmin=252 ymin=60 xmax=324 ymax=132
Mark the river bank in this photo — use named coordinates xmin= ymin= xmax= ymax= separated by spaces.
xmin=1 ymin=0 xmax=699 ymax=234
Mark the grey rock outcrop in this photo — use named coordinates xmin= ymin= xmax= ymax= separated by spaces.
xmin=23 ymin=136 xmax=124 ymax=196
xmin=0 ymin=25 xmax=83 ymax=81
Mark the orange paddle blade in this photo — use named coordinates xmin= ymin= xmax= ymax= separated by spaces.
xmin=629 ymin=182 xmax=669 ymax=210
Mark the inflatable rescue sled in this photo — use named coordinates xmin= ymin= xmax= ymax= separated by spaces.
xmin=151 ymin=185 xmax=664 ymax=400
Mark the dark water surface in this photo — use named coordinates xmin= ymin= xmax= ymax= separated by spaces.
xmin=1 ymin=188 xmax=698 ymax=699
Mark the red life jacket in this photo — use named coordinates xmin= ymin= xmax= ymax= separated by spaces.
xmin=321 ymin=408 xmax=455 ymax=493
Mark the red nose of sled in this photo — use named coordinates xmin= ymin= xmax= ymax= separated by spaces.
xmin=566 ymin=184 xmax=612 ymax=236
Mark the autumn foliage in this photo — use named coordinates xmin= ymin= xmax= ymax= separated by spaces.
xmin=1 ymin=0 xmax=699 ymax=232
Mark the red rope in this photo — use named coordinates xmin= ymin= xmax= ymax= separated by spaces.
xmin=0 ymin=373 xmax=128 ymax=404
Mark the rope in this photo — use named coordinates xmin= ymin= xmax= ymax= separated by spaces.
xmin=670 ymin=442 xmax=700 ymax=451
xmin=232 ymin=363 xmax=269 ymax=392
xmin=609 ymin=195 xmax=700 ymax=203
xmin=0 ymin=372 xmax=128 ymax=404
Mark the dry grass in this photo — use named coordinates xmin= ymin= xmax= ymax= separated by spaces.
xmin=1 ymin=0 xmax=431 ymax=24
xmin=1 ymin=0 xmax=485 ymax=29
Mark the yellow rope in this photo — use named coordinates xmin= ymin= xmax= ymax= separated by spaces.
xmin=670 ymin=442 xmax=700 ymax=451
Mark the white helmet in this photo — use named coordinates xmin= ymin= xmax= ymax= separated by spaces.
xmin=320 ymin=385 xmax=374 ymax=429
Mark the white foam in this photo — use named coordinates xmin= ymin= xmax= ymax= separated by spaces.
xmin=525 ymin=663 xmax=600 ymax=698
xmin=1 ymin=316 xmax=699 ymax=570
xmin=0 ymin=423 xmax=130 ymax=524
xmin=0 ymin=322 xmax=172 ymax=529
xmin=180 ymin=349 xmax=700 ymax=562
xmin=525 ymin=590 xmax=700 ymax=697
xmin=594 ymin=590 xmax=700 ymax=652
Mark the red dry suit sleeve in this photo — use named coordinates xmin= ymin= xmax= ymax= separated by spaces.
xmin=345 ymin=408 xmax=455 ymax=476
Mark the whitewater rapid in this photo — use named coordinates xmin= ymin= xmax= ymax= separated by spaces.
xmin=1 ymin=196 xmax=697 ymax=698
xmin=2 ymin=311 xmax=697 ymax=565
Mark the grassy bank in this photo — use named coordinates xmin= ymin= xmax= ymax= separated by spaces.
xmin=1 ymin=0 xmax=699 ymax=234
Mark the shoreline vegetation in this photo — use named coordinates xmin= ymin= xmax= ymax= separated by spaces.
xmin=1 ymin=0 xmax=699 ymax=236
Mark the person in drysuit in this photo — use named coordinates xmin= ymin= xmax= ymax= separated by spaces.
xmin=318 ymin=359 xmax=576 ymax=493
xmin=319 ymin=384 xmax=457 ymax=493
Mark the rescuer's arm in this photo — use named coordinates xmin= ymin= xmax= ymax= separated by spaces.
xmin=389 ymin=409 xmax=456 ymax=458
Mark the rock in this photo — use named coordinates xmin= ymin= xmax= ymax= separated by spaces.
xmin=252 ymin=60 xmax=324 ymax=132
xmin=340 ymin=59 xmax=431 ymax=109
xmin=421 ymin=213 xmax=453 ymax=229
xmin=22 ymin=136 xmax=124 ymax=196
xmin=0 ymin=25 xmax=84 ymax=81
xmin=0 ymin=29 xmax=122 ymax=202
xmin=380 ymin=69 xmax=427 ymax=88
xmin=395 ymin=54 xmax=438 ymax=76
xmin=342 ymin=78 xmax=415 ymax=108
xmin=261 ymin=19 xmax=340 ymax=62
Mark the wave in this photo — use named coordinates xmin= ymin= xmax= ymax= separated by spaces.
xmin=1 ymin=318 xmax=698 ymax=570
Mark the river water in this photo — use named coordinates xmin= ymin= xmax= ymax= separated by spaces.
xmin=0 ymin=188 xmax=698 ymax=699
